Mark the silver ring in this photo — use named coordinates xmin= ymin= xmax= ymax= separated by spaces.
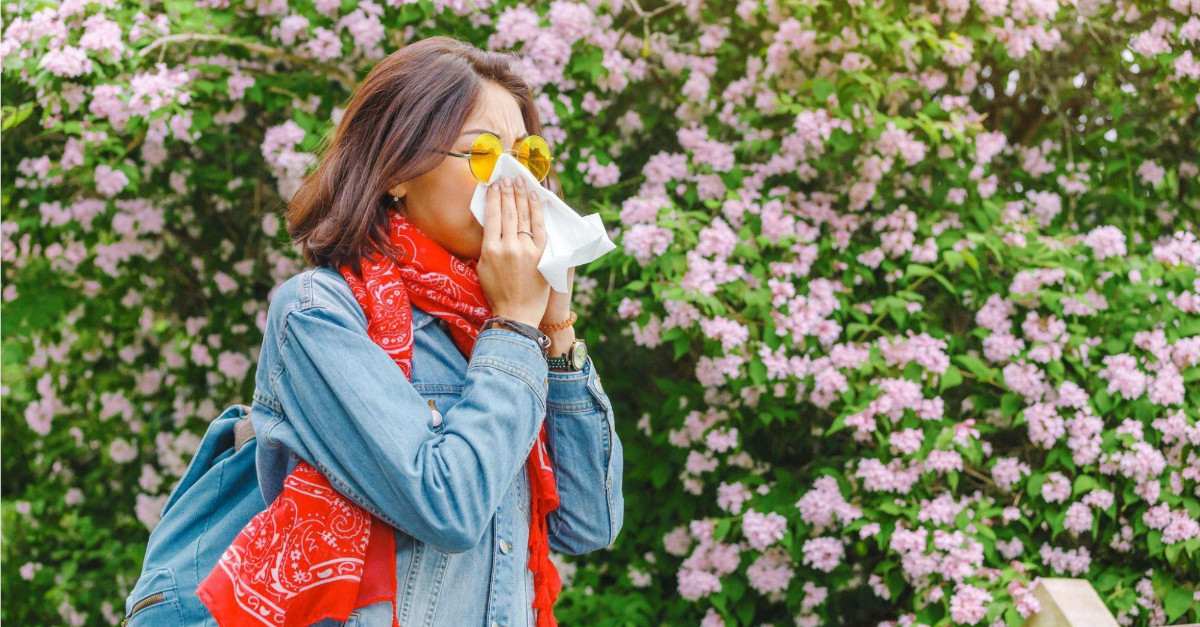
xmin=517 ymin=229 xmax=533 ymax=238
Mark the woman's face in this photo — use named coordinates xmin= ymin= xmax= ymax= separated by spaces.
xmin=390 ymin=81 xmax=529 ymax=263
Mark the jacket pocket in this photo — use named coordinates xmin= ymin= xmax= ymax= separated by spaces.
xmin=121 ymin=567 xmax=182 ymax=627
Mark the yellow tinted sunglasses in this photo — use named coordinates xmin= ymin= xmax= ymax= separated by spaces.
xmin=437 ymin=132 xmax=553 ymax=183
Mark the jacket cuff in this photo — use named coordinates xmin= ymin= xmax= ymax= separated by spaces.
xmin=470 ymin=327 xmax=550 ymax=399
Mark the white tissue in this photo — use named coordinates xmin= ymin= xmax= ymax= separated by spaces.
xmin=468 ymin=152 xmax=617 ymax=293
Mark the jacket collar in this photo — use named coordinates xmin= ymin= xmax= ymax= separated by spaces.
xmin=409 ymin=304 xmax=436 ymax=332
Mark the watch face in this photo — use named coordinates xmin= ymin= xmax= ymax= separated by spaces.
xmin=571 ymin=341 xmax=588 ymax=369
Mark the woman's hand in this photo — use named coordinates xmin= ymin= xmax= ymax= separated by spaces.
xmin=477 ymin=176 xmax=550 ymax=327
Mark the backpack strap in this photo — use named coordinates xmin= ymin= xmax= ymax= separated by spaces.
xmin=233 ymin=412 xmax=255 ymax=453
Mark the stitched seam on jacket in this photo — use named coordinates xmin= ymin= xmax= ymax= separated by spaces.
xmin=252 ymin=389 xmax=282 ymax=413
xmin=312 ymin=456 xmax=403 ymax=532
xmin=589 ymin=366 xmax=618 ymax=547
xmin=401 ymin=540 xmax=424 ymax=623
xmin=424 ymin=551 xmax=450 ymax=627
xmin=468 ymin=356 xmax=547 ymax=411
xmin=546 ymin=399 xmax=595 ymax=413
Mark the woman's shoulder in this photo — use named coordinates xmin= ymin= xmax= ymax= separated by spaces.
xmin=267 ymin=265 xmax=433 ymax=329
xmin=267 ymin=265 xmax=355 ymax=316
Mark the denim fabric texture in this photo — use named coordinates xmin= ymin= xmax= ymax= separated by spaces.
xmin=247 ymin=265 xmax=625 ymax=627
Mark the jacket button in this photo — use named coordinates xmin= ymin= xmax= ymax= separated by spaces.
xmin=499 ymin=539 xmax=512 ymax=554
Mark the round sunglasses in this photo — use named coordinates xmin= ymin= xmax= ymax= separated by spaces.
xmin=435 ymin=132 xmax=553 ymax=183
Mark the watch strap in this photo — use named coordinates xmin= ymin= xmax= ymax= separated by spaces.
xmin=547 ymin=339 xmax=585 ymax=371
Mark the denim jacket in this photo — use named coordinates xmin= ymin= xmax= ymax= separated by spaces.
xmin=248 ymin=265 xmax=624 ymax=627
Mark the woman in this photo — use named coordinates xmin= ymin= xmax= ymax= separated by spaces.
xmin=199 ymin=36 xmax=624 ymax=627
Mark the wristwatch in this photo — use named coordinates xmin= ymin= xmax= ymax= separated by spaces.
xmin=480 ymin=315 xmax=552 ymax=357
xmin=547 ymin=338 xmax=588 ymax=372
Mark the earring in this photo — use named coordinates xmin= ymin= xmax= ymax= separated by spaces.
xmin=392 ymin=195 xmax=400 ymax=203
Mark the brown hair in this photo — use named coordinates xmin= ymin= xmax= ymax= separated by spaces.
xmin=286 ymin=35 xmax=563 ymax=279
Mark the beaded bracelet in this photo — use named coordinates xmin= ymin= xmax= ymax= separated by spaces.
xmin=538 ymin=310 xmax=577 ymax=333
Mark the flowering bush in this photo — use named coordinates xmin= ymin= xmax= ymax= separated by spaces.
xmin=2 ymin=0 xmax=1199 ymax=626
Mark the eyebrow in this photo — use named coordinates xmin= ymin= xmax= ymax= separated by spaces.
xmin=459 ymin=128 xmax=530 ymax=142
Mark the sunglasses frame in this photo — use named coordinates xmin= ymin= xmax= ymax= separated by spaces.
xmin=435 ymin=132 xmax=553 ymax=183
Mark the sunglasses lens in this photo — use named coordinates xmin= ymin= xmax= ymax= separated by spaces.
xmin=517 ymin=135 xmax=552 ymax=182
xmin=469 ymin=133 xmax=503 ymax=182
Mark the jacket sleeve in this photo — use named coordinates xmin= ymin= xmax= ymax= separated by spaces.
xmin=270 ymin=299 xmax=550 ymax=554
xmin=543 ymin=355 xmax=625 ymax=555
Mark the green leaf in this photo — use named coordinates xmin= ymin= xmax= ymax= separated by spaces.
xmin=714 ymin=517 xmax=732 ymax=541
xmin=825 ymin=414 xmax=848 ymax=436
xmin=939 ymin=366 xmax=963 ymax=391
xmin=1165 ymin=586 xmax=1194 ymax=622
xmin=735 ymin=597 xmax=755 ymax=624
xmin=1 ymin=102 xmax=35 ymax=131
xmin=955 ymin=355 xmax=997 ymax=381
xmin=748 ymin=359 xmax=766 ymax=385
xmin=672 ymin=334 xmax=690 ymax=360
xmin=1001 ymin=393 xmax=1023 ymax=418
xmin=1027 ymin=473 xmax=1045 ymax=500
xmin=905 ymin=263 xmax=933 ymax=279
xmin=1148 ymin=530 xmax=1163 ymax=557
xmin=812 ymin=78 xmax=836 ymax=102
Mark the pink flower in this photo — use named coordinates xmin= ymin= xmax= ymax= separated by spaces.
xmin=299 ymin=27 xmax=342 ymax=61
xmin=617 ymin=297 xmax=642 ymax=319
xmin=272 ymin=14 xmax=310 ymax=45
xmin=1024 ymin=403 xmax=1065 ymax=449
xmin=663 ymin=526 xmax=693 ymax=556
xmin=889 ymin=428 xmax=924 ymax=455
xmin=991 ymin=457 xmax=1031 ymax=491
xmin=677 ymin=567 xmax=721 ymax=600
xmin=1136 ymin=161 xmax=1165 ymax=186
xmin=622 ymin=224 xmax=674 ymax=265
xmin=1039 ymin=543 xmax=1091 ymax=576
xmin=700 ymin=607 xmax=724 ymax=627
xmin=801 ymin=537 xmax=844 ymax=572
xmin=948 ymin=583 xmax=992 ymax=624
xmin=716 ymin=481 xmax=752 ymax=515
xmin=1041 ymin=472 xmax=1071 ymax=503
xmin=39 ymin=45 xmax=93 ymax=77
xmin=94 ymin=165 xmax=129 ymax=197
xmin=1062 ymin=502 xmax=1094 ymax=534
xmin=705 ymin=427 xmax=739 ymax=453
xmin=1083 ymin=225 xmax=1127 ymax=260
xmin=795 ymin=475 xmax=862 ymax=531
xmin=925 ymin=450 xmax=964 ymax=474
xmin=746 ymin=546 xmax=794 ymax=594
xmin=741 ymin=508 xmax=788 ymax=551
xmin=698 ymin=316 xmax=750 ymax=352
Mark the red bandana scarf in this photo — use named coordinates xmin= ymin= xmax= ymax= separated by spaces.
xmin=198 ymin=208 xmax=562 ymax=627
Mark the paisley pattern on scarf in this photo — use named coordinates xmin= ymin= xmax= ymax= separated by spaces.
xmin=198 ymin=208 xmax=561 ymax=627
xmin=197 ymin=463 xmax=388 ymax=627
